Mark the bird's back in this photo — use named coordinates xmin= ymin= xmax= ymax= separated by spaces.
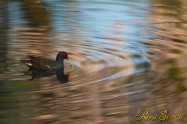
xmin=21 ymin=55 xmax=56 ymax=70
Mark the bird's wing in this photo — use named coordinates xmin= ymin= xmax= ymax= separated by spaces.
xmin=22 ymin=56 xmax=55 ymax=69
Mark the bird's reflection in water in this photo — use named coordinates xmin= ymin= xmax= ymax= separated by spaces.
xmin=25 ymin=68 xmax=69 ymax=83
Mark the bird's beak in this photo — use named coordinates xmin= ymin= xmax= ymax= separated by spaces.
xmin=67 ymin=55 xmax=70 ymax=60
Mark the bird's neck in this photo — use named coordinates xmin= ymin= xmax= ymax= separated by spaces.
xmin=56 ymin=58 xmax=64 ymax=69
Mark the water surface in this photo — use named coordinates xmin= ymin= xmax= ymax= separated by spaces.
xmin=0 ymin=0 xmax=187 ymax=124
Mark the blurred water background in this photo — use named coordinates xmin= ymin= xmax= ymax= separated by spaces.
xmin=0 ymin=0 xmax=187 ymax=124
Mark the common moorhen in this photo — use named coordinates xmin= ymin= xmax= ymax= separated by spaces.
xmin=21 ymin=51 xmax=76 ymax=81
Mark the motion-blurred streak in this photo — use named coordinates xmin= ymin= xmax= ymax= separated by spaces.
xmin=0 ymin=0 xmax=8 ymax=73
xmin=20 ymin=0 xmax=50 ymax=28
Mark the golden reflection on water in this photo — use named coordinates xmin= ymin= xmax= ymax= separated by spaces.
xmin=0 ymin=0 xmax=187 ymax=124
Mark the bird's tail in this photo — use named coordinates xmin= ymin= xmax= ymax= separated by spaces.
xmin=21 ymin=55 xmax=37 ymax=67
xmin=20 ymin=60 xmax=32 ymax=67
